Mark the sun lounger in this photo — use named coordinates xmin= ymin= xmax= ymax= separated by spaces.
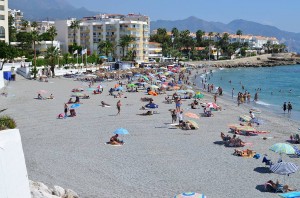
xmin=279 ymin=191 xmax=300 ymax=198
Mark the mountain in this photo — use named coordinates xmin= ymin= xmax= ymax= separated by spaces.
xmin=9 ymin=0 xmax=97 ymax=20
xmin=151 ymin=17 xmax=300 ymax=53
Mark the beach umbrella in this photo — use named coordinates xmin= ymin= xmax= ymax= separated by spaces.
xmin=174 ymin=192 xmax=206 ymax=198
xmin=142 ymin=76 xmax=149 ymax=81
xmin=134 ymin=74 xmax=141 ymax=77
xmin=115 ymin=87 xmax=123 ymax=91
xmin=127 ymin=83 xmax=136 ymax=88
xmin=270 ymin=162 xmax=298 ymax=184
xmin=173 ymin=86 xmax=180 ymax=90
xmin=70 ymin=104 xmax=81 ymax=109
xmin=270 ymin=143 xmax=295 ymax=155
xmin=185 ymin=112 xmax=200 ymax=119
xmin=187 ymin=120 xmax=199 ymax=129
xmin=206 ymin=102 xmax=218 ymax=109
xmin=113 ymin=128 xmax=129 ymax=135
xmin=177 ymin=90 xmax=186 ymax=94
xmin=37 ymin=90 xmax=47 ymax=94
xmin=71 ymin=92 xmax=84 ymax=97
xmin=151 ymin=85 xmax=159 ymax=89
xmin=97 ymin=85 xmax=103 ymax=89
xmin=185 ymin=89 xmax=195 ymax=94
xmin=86 ymin=88 xmax=96 ymax=91
xmin=194 ymin=94 xmax=204 ymax=99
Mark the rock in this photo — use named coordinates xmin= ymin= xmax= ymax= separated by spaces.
xmin=53 ymin=185 xmax=66 ymax=197
xmin=30 ymin=180 xmax=53 ymax=195
xmin=64 ymin=189 xmax=79 ymax=198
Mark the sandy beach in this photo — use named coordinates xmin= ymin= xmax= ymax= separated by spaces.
xmin=1 ymin=69 xmax=300 ymax=198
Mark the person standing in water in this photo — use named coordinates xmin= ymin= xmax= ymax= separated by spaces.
xmin=283 ymin=102 xmax=287 ymax=113
xmin=254 ymin=92 xmax=258 ymax=102
xmin=232 ymin=88 xmax=234 ymax=99
xmin=287 ymin=102 xmax=292 ymax=114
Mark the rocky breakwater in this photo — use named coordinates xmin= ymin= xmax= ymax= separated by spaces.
xmin=30 ymin=180 xmax=79 ymax=198
xmin=212 ymin=53 xmax=298 ymax=68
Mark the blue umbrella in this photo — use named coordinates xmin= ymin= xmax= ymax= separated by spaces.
xmin=115 ymin=87 xmax=123 ymax=91
xmin=99 ymin=55 xmax=107 ymax=59
xmin=114 ymin=128 xmax=129 ymax=135
xmin=71 ymin=104 xmax=81 ymax=108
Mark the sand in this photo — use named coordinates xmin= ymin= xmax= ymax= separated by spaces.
xmin=1 ymin=71 xmax=300 ymax=198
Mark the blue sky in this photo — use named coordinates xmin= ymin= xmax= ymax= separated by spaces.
xmin=71 ymin=0 xmax=300 ymax=33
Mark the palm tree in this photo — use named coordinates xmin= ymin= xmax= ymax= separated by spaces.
xmin=70 ymin=20 xmax=80 ymax=45
xmin=21 ymin=19 xmax=29 ymax=31
xmin=196 ymin=30 xmax=205 ymax=46
xmin=45 ymin=46 xmax=59 ymax=77
xmin=236 ymin=30 xmax=243 ymax=56
xmin=208 ymin=32 xmax=214 ymax=60
xmin=98 ymin=40 xmax=114 ymax=58
xmin=31 ymin=21 xmax=38 ymax=30
xmin=263 ymin=41 xmax=272 ymax=53
xmin=118 ymin=35 xmax=135 ymax=58
xmin=47 ymin=26 xmax=57 ymax=46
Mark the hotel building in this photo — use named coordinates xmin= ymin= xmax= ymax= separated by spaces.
xmin=0 ymin=0 xmax=8 ymax=43
xmin=55 ymin=13 xmax=150 ymax=63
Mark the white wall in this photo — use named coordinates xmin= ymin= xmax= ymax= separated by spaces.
xmin=0 ymin=70 xmax=4 ymax=89
xmin=0 ymin=129 xmax=31 ymax=198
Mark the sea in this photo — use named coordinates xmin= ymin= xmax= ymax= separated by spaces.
xmin=196 ymin=64 xmax=300 ymax=121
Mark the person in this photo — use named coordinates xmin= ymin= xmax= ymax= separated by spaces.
xmin=231 ymin=88 xmax=234 ymax=99
xmin=175 ymin=98 xmax=182 ymax=111
xmin=49 ymin=94 xmax=54 ymax=99
xmin=116 ymin=100 xmax=121 ymax=115
xmin=37 ymin=93 xmax=43 ymax=100
xmin=75 ymin=96 xmax=80 ymax=103
xmin=109 ymin=134 xmax=123 ymax=145
xmin=254 ymin=92 xmax=258 ymax=101
xmin=214 ymin=94 xmax=217 ymax=103
xmin=64 ymin=103 xmax=68 ymax=118
xmin=283 ymin=102 xmax=287 ymax=113
xmin=177 ymin=110 xmax=183 ymax=126
xmin=171 ymin=110 xmax=177 ymax=123
xmin=101 ymin=101 xmax=110 ymax=107
xmin=288 ymin=102 xmax=292 ymax=114
xmin=68 ymin=98 xmax=73 ymax=104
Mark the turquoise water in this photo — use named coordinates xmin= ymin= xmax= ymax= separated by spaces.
xmin=198 ymin=65 xmax=300 ymax=121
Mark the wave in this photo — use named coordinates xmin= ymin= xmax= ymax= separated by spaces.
xmin=255 ymin=100 xmax=272 ymax=106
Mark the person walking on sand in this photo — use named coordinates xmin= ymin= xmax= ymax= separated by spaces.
xmin=283 ymin=102 xmax=287 ymax=113
xmin=116 ymin=100 xmax=121 ymax=115
xmin=64 ymin=103 xmax=68 ymax=118
xmin=214 ymin=93 xmax=217 ymax=103
xmin=287 ymin=102 xmax=292 ymax=114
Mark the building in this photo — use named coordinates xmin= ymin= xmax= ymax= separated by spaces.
xmin=0 ymin=0 xmax=9 ymax=43
xmin=55 ymin=13 xmax=150 ymax=63
xmin=36 ymin=20 xmax=55 ymax=34
xmin=148 ymin=42 xmax=162 ymax=61
xmin=8 ymin=9 xmax=23 ymax=32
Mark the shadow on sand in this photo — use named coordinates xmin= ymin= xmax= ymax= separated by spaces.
xmin=253 ymin=167 xmax=271 ymax=174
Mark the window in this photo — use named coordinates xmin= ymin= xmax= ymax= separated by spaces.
xmin=0 ymin=26 xmax=5 ymax=38
xmin=0 ymin=15 xmax=4 ymax=20
xmin=0 ymin=5 xmax=4 ymax=11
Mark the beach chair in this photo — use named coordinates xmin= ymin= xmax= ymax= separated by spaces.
xmin=279 ymin=191 xmax=300 ymax=198
xmin=292 ymin=146 xmax=300 ymax=158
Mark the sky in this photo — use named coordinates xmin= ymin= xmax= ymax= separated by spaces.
xmin=70 ymin=0 xmax=300 ymax=33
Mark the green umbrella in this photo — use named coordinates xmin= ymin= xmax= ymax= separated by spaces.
xmin=71 ymin=92 xmax=84 ymax=97
xmin=127 ymin=83 xmax=137 ymax=87
xmin=142 ymin=76 xmax=149 ymax=81
xmin=270 ymin=143 xmax=295 ymax=155
xmin=194 ymin=94 xmax=204 ymax=99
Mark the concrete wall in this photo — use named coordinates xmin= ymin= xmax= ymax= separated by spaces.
xmin=0 ymin=70 xmax=4 ymax=89
xmin=0 ymin=129 xmax=31 ymax=198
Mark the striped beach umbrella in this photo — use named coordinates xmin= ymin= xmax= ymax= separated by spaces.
xmin=270 ymin=162 xmax=298 ymax=175
xmin=270 ymin=143 xmax=295 ymax=155
xmin=174 ymin=192 xmax=206 ymax=198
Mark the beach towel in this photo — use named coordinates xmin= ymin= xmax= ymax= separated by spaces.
xmin=278 ymin=192 xmax=300 ymax=198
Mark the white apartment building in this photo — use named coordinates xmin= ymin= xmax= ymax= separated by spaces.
xmin=0 ymin=0 xmax=8 ymax=43
xmin=148 ymin=42 xmax=162 ymax=61
xmin=36 ymin=20 xmax=55 ymax=33
xmin=8 ymin=8 xmax=23 ymax=32
xmin=55 ymin=14 xmax=150 ymax=63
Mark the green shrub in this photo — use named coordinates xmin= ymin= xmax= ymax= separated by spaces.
xmin=0 ymin=116 xmax=17 ymax=131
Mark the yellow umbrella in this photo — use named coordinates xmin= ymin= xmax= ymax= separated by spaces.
xmin=187 ymin=120 xmax=199 ymax=129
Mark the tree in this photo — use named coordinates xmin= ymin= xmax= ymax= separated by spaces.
xmin=70 ymin=20 xmax=80 ymax=46
xmin=236 ymin=30 xmax=243 ymax=56
xmin=8 ymin=15 xmax=17 ymax=43
xmin=47 ymin=26 xmax=57 ymax=46
xmin=263 ymin=41 xmax=272 ymax=53
xmin=45 ymin=46 xmax=59 ymax=77
xmin=98 ymin=40 xmax=114 ymax=57
xmin=119 ymin=35 xmax=135 ymax=58
xmin=21 ymin=19 xmax=29 ymax=31
xmin=0 ymin=42 xmax=19 ymax=69
xmin=196 ymin=30 xmax=205 ymax=46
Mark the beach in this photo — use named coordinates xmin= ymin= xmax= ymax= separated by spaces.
xmin=1 ymin=69 xmax=300 ymax=198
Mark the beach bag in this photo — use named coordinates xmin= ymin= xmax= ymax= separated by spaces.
xmin=58 ymin=113 xmax=64 ymax=119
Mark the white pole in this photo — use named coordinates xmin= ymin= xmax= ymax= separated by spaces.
xmin=85 ymin=53 xmax=87 ymax=66
xmin=76 ymin=53 xmax=78 ymax=65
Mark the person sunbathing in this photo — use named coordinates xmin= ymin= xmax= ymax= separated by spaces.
xmin=101 ymin=101 xmax=111 ymax=107
xmin=37 ymin=93 xmax=43 ymax=100
xmin=68 ymin=98 xmax=74 ymax=104
xmin=109 ymin=134 xmax=123 ymax=145
xmin=48 ymin=94 xmax=54 ymax=99
xmin=221 ymin=132 xmax=231 ymax=141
